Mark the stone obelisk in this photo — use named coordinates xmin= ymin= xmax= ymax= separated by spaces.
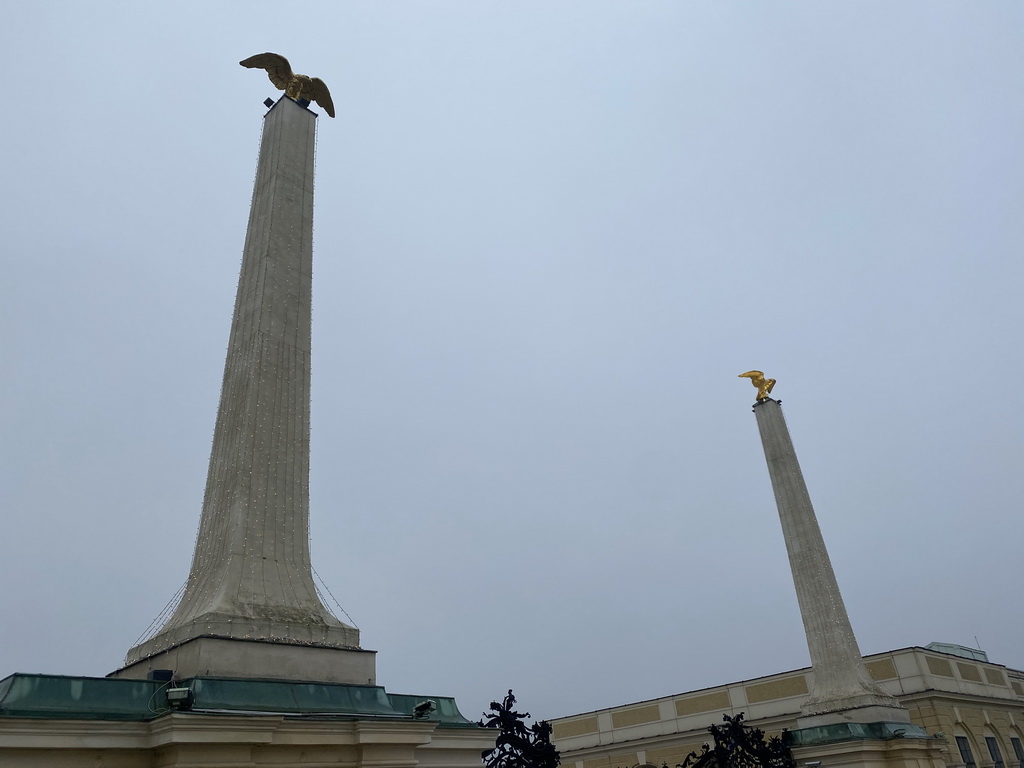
xmin=113 ymin=95 xmax=374 ymax=685
xmin=745 ymin=378 xmax=907 ymax=727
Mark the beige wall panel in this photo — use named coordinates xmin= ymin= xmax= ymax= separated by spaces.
xmin=647 ymin=744 xmax=705 ymax=767
xmin=745 ymin=676 xmax=808 ymax=703
xmin=675 ymin=691 xmax=730 ymax=717
xmin=1 ymin=750 xmax=147 ymax=768
xmin=610 ymin=753 xmax=641 ymax=768
xmin=926 ymin=657 xmax=955 ymax=678
xmin=865 ymin=659 xmax=898 ymax=681
xmin=909 ymin=707 xmax=945 ymax=734
xmin=959 ymin=709 xmax=985 ymax=728
xmin=156 ymin=743 xmax=256 ymax=766
xmin=984 ymin=668 xmax=1006 ymax=686
xmin=957 ymin=663 xmax=982 ymax=683
xmin=612 ymin=705 xmax=662 ymax=728
xmin=554 ymin=718 xmax=600 ymax=740
xmin=249 ymin=744 xmax=359 ymax=764
xmin=583 ymin=753 xmax=640 ymax=768
xmin=987 ymin=712 xmax=1012 ymax=731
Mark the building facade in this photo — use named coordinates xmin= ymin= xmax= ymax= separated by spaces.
xmin=552 ymin=646 xmax=1024 ymax=768
xmin=0 ymin=673 xmax=494 ymax=767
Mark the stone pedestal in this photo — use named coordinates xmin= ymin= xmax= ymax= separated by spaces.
xmin=791 ymin=732 xmax=946 ymax=768
xmin=114 ymin=97 xmax=369 ymax=683
xmin=114 ymin=637 xmax=376 ymax=685
xmin=753 ymin=398 xmax=905 ymax=725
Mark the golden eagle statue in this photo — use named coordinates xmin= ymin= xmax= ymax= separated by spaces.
xmin=240 ymin=52 xmax=336 ymax=118
xmin=738 ymin=370 xmax=776 ymax=401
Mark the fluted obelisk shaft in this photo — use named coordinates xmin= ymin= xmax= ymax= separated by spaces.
xmin=126 ymin=97 xmax=357 ymax=665
xmin=753 ymin=399 xmax=905 ymax=724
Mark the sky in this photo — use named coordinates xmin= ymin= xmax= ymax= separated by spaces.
xmin=2 ymin=2 xmax=1023 ymax=723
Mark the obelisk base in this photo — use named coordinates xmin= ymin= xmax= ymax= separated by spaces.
xmin=789 ymin=728 xmax=945 ymax=768
xmin=110 ymin=636 xmax=377 ymax=685
xmin=798 ymin=702 xmax=912 ymax=729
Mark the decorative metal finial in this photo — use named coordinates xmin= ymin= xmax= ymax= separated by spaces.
xmin=739 ymin=370 xmax=776 ymax=401
xmin=240 ymin=52 xmax=336 ymax=118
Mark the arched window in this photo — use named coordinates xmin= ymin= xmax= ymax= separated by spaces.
xmin=984 ymin=730 xmax=1005 ymax=768
xmin=1007 ymin=730 xmax=1023 ymax=768
xmin=955 ymin=730 xmax=978 ymax=768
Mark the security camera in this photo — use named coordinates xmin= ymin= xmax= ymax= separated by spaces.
xmin=413 ymin=700 xmax=437 ymax=718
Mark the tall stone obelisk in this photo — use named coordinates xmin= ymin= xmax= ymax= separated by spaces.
xmin=113 ymin=95 xmax=375 ymax=685
xmin=746 ymin=380 xmax=907 ymax=727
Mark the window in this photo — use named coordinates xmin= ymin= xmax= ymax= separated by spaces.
xmin=986 ymin=736 xmax=1005 ymax=768
xmin=958 ymin=736 xmax=977 ymax=768
xmin=1009 ymin=737 xmax=1023 ymax=768
xmin=958 ymin=737 xmax=978 ymax=768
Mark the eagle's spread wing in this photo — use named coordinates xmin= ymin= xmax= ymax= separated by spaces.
xmin=240 ymin=52 xmax=294 ymax=92
xmin=738 ymin=370 xmax=776 ymax=399
xmin=309 ymin=78 xmax=336 ymax=118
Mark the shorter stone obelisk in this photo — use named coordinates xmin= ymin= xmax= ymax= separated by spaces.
xmin=745 ymin=377 xmax=908 ymax=727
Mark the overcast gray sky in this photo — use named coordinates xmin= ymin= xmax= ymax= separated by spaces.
xmin=2 ymin=2 xmax=1023 ymax=721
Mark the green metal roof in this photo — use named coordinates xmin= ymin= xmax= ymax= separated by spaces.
xmin=388 ymin=692 xmax=478 ymax=724
xmin=786 ymin=721 xmax=932 ymax=746
xmin=0 ymin=674 xmax=165 ymax=720
xmin=0 ymin=674 xmax=478 ymax=726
